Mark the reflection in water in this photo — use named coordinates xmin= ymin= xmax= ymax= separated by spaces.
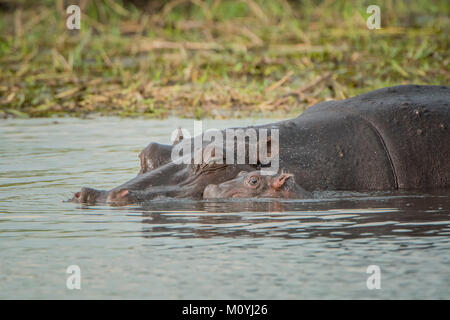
xmin=0 ymin=118 xmax=449 ymax=299
xmin=132 ymin=193 xmax=450 ymax=241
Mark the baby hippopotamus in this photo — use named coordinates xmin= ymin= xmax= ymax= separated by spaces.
xmin=203 ymin=171 xmax=312 ymax=199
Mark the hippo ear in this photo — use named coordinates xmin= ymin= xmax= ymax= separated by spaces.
xmin=116 ymin=189 xmax=129 ymax=198
xmin=264 ymin=135 xmax=272 ymax=157
xmin=202 ymin=144 xmax=224 ymax=164
xmin=202 ymin=145 xmax=215 ymax=164
xmin=254 ymin=133 xmax=279 ymax=166
xmin=173 ymin=128 xmax=184 ymax=146
xmin=271 ymin=173 xmax=293 ymax=190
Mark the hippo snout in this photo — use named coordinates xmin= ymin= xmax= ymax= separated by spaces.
xmin=71 ymin=187 xmax=108 ymax=204
xmin=203 ymin=184 xmax=221 ymax=199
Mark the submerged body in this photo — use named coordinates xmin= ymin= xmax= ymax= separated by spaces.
xmin=71 ymin=85 xmax=450 ymax=205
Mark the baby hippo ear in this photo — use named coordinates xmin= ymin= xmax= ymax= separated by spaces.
xmin=271 ymin=173 xmax=294 ymax=190
xmin=107 ymin=189 xmax=130 ymax=203
xmin=116 ymin=189 xmax=129 ymax=198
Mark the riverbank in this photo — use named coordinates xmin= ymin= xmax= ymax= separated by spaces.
xmin=0 ymin=0 xmax=448 ymax=119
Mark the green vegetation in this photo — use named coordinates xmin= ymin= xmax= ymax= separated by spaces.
xmin=0 ymin=0 xmax=448 ymax=119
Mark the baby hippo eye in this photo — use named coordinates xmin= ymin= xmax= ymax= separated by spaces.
xmin=246 ymin=175 xmax=260 ymax=187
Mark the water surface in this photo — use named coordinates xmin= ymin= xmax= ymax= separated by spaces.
xmin=0 ymin=117 xmax=449 ymax=299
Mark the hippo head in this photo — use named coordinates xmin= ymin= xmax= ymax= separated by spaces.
xmin=203 ymin=170 xmax=311 ymax=199
xmin=71 ymin=142 xmax=256 ymax=205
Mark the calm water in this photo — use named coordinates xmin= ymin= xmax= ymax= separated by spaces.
xmin=0 ymin=117 xmax=449 ymax=299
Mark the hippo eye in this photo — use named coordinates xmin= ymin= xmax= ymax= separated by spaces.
xmin=246 ymin=176 xmax=260 ymax=187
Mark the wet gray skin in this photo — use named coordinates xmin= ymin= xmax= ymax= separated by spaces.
xmin=203 ymin=171 xmax=312 ymax=199
xmin=105 ymin=163 xmax=256 ymax=206
xmin=71 ymin=143 xmax=256 ymax=205
xmin=72 ymin=85 xmax=450 ymax=205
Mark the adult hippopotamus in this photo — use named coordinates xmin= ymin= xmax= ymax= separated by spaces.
xmin=71 ymin=84 xmax=450 ymax=205
xmin=73 ymin=142 xmax=257 ymax=205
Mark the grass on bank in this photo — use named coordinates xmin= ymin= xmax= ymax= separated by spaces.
xmin=0 ymin=0 xmax=448 ymax=119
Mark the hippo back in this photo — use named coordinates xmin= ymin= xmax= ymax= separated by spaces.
xmin=279 ymin=85 xmax=450 ymax=191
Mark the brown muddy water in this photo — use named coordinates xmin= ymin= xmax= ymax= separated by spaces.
xmin=0 ymin=117 xmax=449 ymax=299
